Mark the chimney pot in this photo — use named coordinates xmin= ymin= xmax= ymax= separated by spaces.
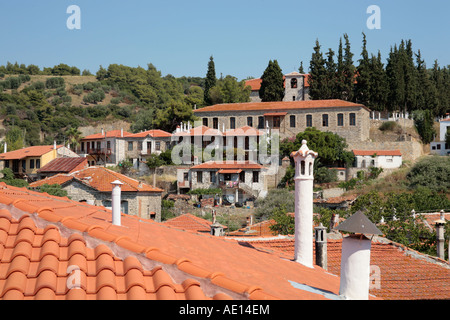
xmin=111 ymin=180 xmax=124 ymax=226
xmin=314 ymin=223 xmax=327 ymax=270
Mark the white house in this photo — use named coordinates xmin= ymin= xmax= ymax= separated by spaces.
xmin=430 ymin=118 xmax=450 ymax=156
xmin=352 ymin=149 xmax=402 ymax=169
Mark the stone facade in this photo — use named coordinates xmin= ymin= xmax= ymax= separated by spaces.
xmin=62 ymin=180 xmax=162 ymax=221
xmin=195 ymin=103 xmax=370 ymax=143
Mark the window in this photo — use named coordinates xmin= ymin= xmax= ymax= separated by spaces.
xmin=337 ymin=113 xmax=344 ymax=126
xmin=138 ymin=142 xmax=143 ymax=151
xmin=203 ymin=118 xmax=208 ymax=127
xmin=273 ymin=116 xmax=281 ymax=128
xmin=81 ymin=142 xmax=85 ymax=152
xmin=155 ymin=141 xmax=160 ymax=151
xmin=290 ymin=115 xmax=296 ymax=128
xmin=128 ymin=141 xmax=133 ymax=151
xmin=322 ymin=114 xmax=328 ymax=127
xmin=4 ymin=160 xmax=9 ymax=168
xmin=349 ymin=113 xmax=356 ymax=126
xmin=197 ymin=171 xmax=203 ymax=183
xmin=291 ymin=78 xmax=298 ymax=88
xmin=210 ymin=171 xmax=216 ymax=183
xmin=213 ymin=118 xmax=218 ymax=129
xmin=230 ymin=117 xmax=236 ymax=129
xmin=36 ymin=159 xmax=40 ymax=169
xmin=96 ymin=141 xmax=101 ymax=150
xmin=306 ymin=115 xmax=312 ymax=127
xmin=252 ymin=171 xmax=259 ymax=183
xmin=437 ymin=144 xmax=441 ymax=150
xmin=107 ymin=141 xmax=111 ymax=149
xmin=183 ymin=172 xmax=189 ymax=181
xmin=292 ymin=96 xmax=296 ymax=101
xmin=247 ymin=116 xmax=253 ymax=127
xmin=258 ymin=116 xmax=264 ymax=129
xmin=239 ymin=171 xmax=245 ymax=183
xmin=29 ymin=159 xmax=35 ymax=169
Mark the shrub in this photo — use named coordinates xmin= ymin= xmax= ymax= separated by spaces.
xmin=45 ymin=77 xmax=65 ymax=89
xmin=407 ymin=156 xmax=450 ymax=192
xmin=379 ymin=121 xmax=399 ymax=132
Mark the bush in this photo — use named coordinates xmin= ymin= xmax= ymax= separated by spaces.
xmin=407 ymin=156 xmax=450 ymax=192
xmin=46 ymin=77 xmax=65 ymax=89
xmin=255 ymin=188 xmax=294 ymax=220
xmin=379 ymin=121 xmax=399 ymax=132
xmin=315 ymin=167 xmax=338 ymax=184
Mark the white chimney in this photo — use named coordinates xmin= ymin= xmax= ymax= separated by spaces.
xmin=121 ymin=128 xmax=123 ymax=137
xmin=101 ymin=128 xmax=104 ymax=136
xmin=335 ymin=211 xmax=383 ymax=300
xmin=291 ymin=140 xmax=318 ymax=268
xmin=111 ymin=180 xmax=124 ymax=226
xmin=3 ymin=142 xmax=6 ymax=153
xmin=436 ymin=218 xmax=446 ymax=260
xmin=53 ymin=140 xmax=57 ymax=149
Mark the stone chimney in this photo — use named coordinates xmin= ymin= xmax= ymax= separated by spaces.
xmin=290 ymin=140 xmax=318 ymax=268
xmin=314 ymin=223 xmax=327 ymax=270
xmin=336 ymin=210 xmax=382 ymax=300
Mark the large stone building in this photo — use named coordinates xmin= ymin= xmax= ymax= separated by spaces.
xmin=193 ymin=99 xmax=370 ymax=142
xmin=29 ymin=166 xmax=163 ymax=221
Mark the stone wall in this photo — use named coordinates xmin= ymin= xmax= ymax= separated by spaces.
xmin=196 ymin=106 xmax=370 ymax=143
xmin=62 ymin=180 xmax=161 ymax=221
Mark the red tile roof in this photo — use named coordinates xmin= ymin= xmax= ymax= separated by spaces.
xmin=29 ymin=167 xmax=162 ymax=193
xmin=191 ymin=161 xmax=264 ymax=170
xmin=0 ymin=209 xmax=230 ymax=300
xmin=173 ymin=125 xmax=222 ymax=137
xmin=0 ymin=183 xmax=343 ymax=300
xmin=126 ymin=129 xmax=172 ymax=138
xmin=224 ymin=126 xmax=264 ymax=136
xmin=242 ymin=237 xmax=450 ymax=300
xmin=164 ymin=214 xmax=227 ymax=233
xmin=82 ymin=130 xmax=131 ymax=140
xmin=244 ymin=74 xmax=310 ymax=91
xmin=352 ymin=150 xmax=402 ymax=156
xmin=194 ymin=99 xmax=368 ymax=114
xmin=0 ymin=145 xmax=62 ymax=160
xmin=37 ymin=157 xmax=88 ymax=174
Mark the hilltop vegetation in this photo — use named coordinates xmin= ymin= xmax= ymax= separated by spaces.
xmin=0 ymin=59 xmax=250 ymax=147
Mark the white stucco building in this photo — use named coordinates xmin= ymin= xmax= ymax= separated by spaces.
xmin=352 ymin=149 xmax=402 ymax=169
xmin=430 ymin=118 xmax=450 ymax=156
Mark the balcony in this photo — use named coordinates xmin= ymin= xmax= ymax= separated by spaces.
xmin=219 ymin=180 xmax=240 ymax=189
xmin=87 ymin=148 xmax=112 ymax=155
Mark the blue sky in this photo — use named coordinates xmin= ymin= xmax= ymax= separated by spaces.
xmin=0 ymin=0 xmax=449 ymax=80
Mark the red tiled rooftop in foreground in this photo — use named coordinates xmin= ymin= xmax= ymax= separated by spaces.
xmin=242 ymin=237 xmax=450 ymax=300
xmin=164 ymin=213 xmax=227 ymax=233
xmin=0 ymin=183 xmax=343 ymax=300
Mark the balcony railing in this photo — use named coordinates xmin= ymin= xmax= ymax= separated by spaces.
xmin=219 ymin=181 xmax=240 ymax=189
xmin=86 ymin=148 xmax=112 ymax=155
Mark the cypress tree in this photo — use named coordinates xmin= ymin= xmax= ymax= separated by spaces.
xmin=404 ymin=40 xmax=418 ymax=113
xmin=324 ymin=48 xmax=337 ymax=99
xmin=368 ymin=51 xmax=388 ymax=111
xmin=308 ymin=39 xmax=327 ymax=100
xmin=298 ymin=61 xmax=305 ymax=74
xmin=259 ymin=60 xmax=285 ymax=102
xmin=386 ymin=44 xmax=405 ymax=112
xmin=354 ymin=33 xmax=371 ymax=105
xmin=204 ymin=56 xmax=216 ymax=105
xmin=341 ymin=34 xmax=355 ymax=101
xmin=336 ymin=37 xmax=345 ymax=100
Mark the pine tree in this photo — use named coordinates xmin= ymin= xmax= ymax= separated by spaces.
xmin=308 ymin=39 xmax=327 ymax=100
xmin=341 ymin=34 xmax=355 ymax=101
xmin=204 ymin=56 xmax=216 ymax=105
xmin=259 ymin=60 xmax=285 ymax=102
xmin=354 ymin=33 xmax=371 ymax=105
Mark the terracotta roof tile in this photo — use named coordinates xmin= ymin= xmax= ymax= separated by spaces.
xmin=191 ymin=161 xmax=263 ymax=170
xmin=352 ymin=149 xmax=402 ymax=156
xmin=29 ymin=166 xmax=162 ymax=193
xmin=82 ymin=130 xmax=131 ymax=140
xmin=0 ymin=145 xmax=62 ymax=160
xmin=242 ymin=237 xmax=450 ymax=300
xmin=194 ymin=99 xmax=366 ymax=114
xmin=0 ymin=183 xmax=343 ymax=300
xmin=126 ymin=129 xmax=172 ymax=138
